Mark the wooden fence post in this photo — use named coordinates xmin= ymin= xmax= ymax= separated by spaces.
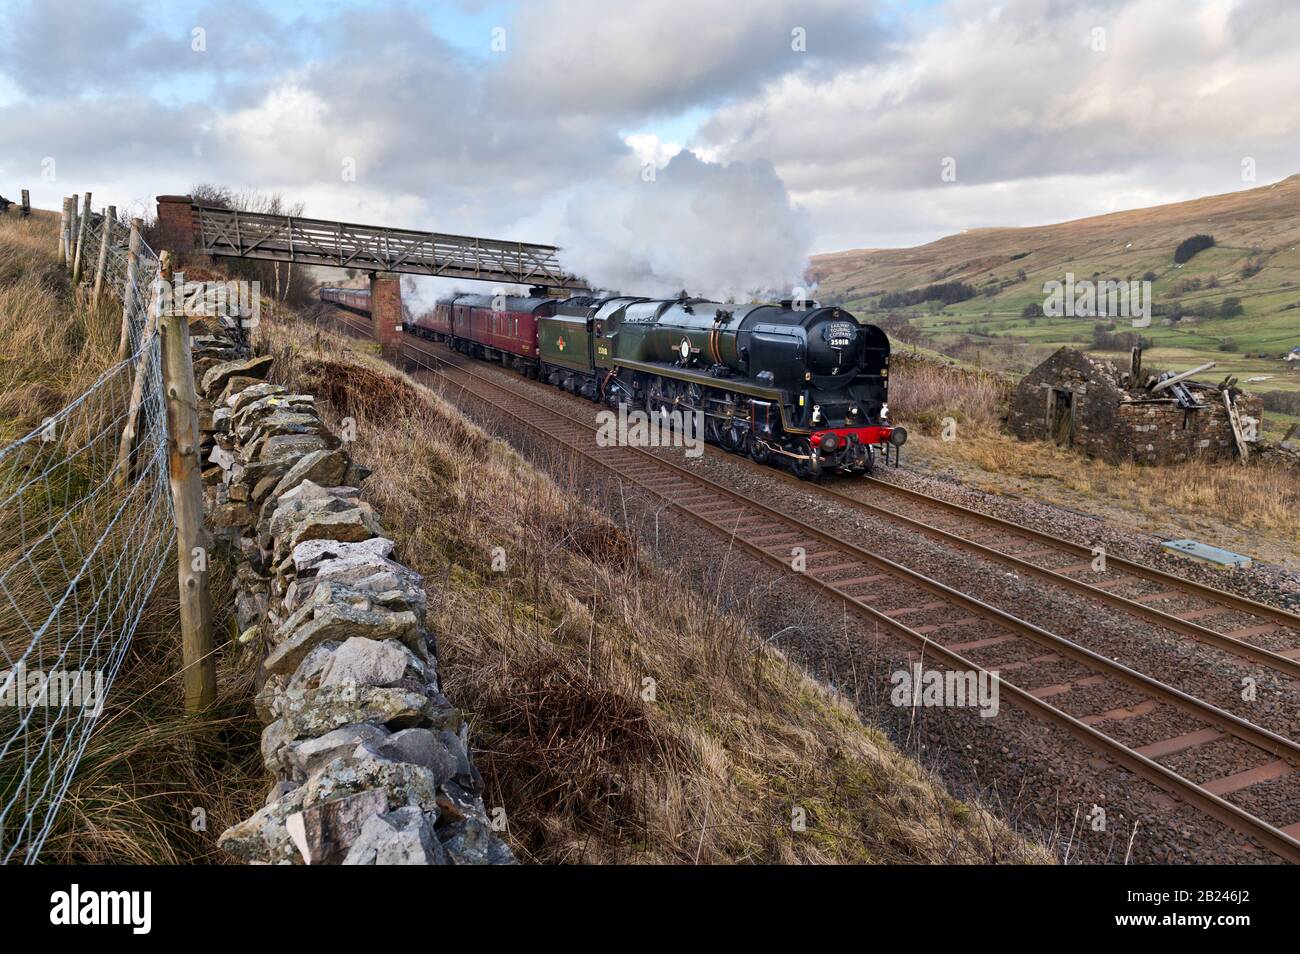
xmin=117 ymin=218 xmax=143 ymax=362
xmin=92 ymin=205 xmax=115 ymax=305
xmin=20 ymin=190 xmax=30 ymax=218
xmin=58 ymin=198 xmax=71 ymax=265
xmin=1223 ymin=389 xmax=1251 ymax=465
xmin=68 ymin=195 xmax=80 ymax=272
xmin=72 ymin=191 xmax=91 ymax=284
xmin=114 ymin=253 xmax=161 ymax=487
xmin=157 ymin=251 xmax=216 ymax=712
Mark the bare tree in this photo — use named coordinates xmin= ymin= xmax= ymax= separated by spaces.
xmin=188 ymin=184 xmax=310 ymax=305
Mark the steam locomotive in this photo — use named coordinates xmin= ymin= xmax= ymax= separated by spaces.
xmin=324 ymin=287 xmax=905 ymax=477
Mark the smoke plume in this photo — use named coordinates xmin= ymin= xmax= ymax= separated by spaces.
xmin=557 ymin=151 xmax=813 ymax=301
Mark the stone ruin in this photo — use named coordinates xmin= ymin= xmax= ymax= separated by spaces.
xmin=186 ymin=309 xmax=513 ymax=864
xmin=1009 ymin=347 xmax=1262 ymax=465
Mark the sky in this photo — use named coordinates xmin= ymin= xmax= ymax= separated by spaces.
xmin=2 ymin=0 xmax=1298 ymax=299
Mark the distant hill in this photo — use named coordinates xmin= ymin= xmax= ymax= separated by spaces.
xmin=810 ymin=175 xmax=1300 ymax=429
xmin=811 ymin=174 xmax=1300 ymax=296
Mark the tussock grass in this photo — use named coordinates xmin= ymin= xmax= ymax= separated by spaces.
xmin=265 ymin=319 xmax=1052 ymax=864
xmin=890 ymin=354 xmax=1009 ymax=433
xmin=16 ymin=577 xmax=265 ymax=865
xmin=0 ymin=211 xmax=263 ymax=863
xmin=0 ymin=212 xmax=125 ymax=440
xmin=912 ymin=424 xmax=1299 ymax=534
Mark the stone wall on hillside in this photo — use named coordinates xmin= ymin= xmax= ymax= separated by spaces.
xmin=190 ymin=316 xmax=512 ymax=865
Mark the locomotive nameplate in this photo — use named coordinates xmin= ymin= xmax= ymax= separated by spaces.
xmin=824 ymin=321 xmax=857 ymax=348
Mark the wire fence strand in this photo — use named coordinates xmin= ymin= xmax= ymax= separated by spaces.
xmin=0 ymin=218 xmax=173 ymax=864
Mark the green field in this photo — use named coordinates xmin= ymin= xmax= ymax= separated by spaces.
xmin=814 ymin=177 xmax=1300 ymax=439
xmin=868 ymin=293 xmax=1300 ymax=439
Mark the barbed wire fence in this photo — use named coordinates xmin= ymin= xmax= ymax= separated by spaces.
xmin=0 ymin=197 xmax=176 ymax=863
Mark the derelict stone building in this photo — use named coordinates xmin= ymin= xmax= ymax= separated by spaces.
xmin=1009 ymin=347 xmax=1260 ymax=465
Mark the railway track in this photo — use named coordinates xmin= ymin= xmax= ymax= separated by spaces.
xmin=860 ymin=475 xmax=1300 ymax=658
xmin=382 ymin=331 xmax=1300 ymax=862
xmin=327 ymin=310 xmax=376 ymax=340
xmin=706 ymin=446 xmax=1300 ymax=679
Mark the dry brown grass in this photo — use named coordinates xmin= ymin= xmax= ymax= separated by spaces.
xmin=890 ymin=354 xmax=1297 ymax=539
xmin=0 ymin=212 xmax=126 ymax=440
xmin=264 ymin=318 xmax=1052 ymax=864
xmin=913 ymin=424 xmax=1299 ymax=534
xmin=889 ymin=354 xmax=1010 ymax=433
xmin=0 ymin=211 xmax=264 ymax=863
xmin=23 ymin=578 xmax=266 ymax=865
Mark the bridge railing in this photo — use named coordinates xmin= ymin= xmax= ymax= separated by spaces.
xmin=194 ymin=205 xmax=583 ymax=288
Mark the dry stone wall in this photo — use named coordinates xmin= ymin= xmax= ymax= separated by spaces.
xmin=1113 ymin=395 xmax=1262 ymax=464
xmin=191 ymin=321 xmax=512 ymax=865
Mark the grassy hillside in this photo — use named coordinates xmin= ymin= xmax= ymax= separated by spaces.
xmin=812 ymin=175 xmax=1300 ymax=436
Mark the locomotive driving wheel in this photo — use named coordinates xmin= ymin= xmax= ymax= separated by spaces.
xmin=790 ymin=440 xmax=822 ymax=480
xmin=646 ymin=388 xmax=670 ymax=420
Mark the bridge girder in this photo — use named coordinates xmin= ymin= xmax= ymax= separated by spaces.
xmin=157 ymin=195 xmax=584 ymax=289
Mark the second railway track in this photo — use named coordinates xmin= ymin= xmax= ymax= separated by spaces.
xmin=716 ymin=446 xmax=1300 ymax=678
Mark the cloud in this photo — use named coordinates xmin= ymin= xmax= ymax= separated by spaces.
xmin=0 ymin=0 xmax=148 ymax=96
xmin=192 ymin=6 xmax=630 ymax=233
xmin=557 ymin=150 xmax=812 ymax=299
xmin=492 ymin=0 xmax=890 ymax=118
xmin=0 ymin=92 xmax=213 ymax=217
xmin=3 ymin=0 xmax=1296 ymax=269
xmin=688 ymin=0 xmax=1300 ymax=248
xmin=0 ymin=0 xmax=307 ymax=100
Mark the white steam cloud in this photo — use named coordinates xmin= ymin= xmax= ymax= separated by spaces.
xmin=400 ymin=274 xmax=529 ymax=318
xmin=558 ymin=151 xmax=813 ymax=300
